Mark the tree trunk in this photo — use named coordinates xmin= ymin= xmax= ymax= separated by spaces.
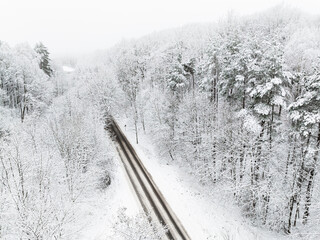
xmin=140 ymin=111 xmax=146 ymax=134
xmin=252 ymin=122 xmax=265 ymax=213
xmin=269 ymin=105 xmax=274 ymax=150
xmin=294 ymin=134 xmax=311 ymax=226
xmin=302 ymin=123 xmax=320 ymax=224
xmin=242 ymin=77 xmax=246 ymax=109
xmin=133 ymin=101 xmax=139 ymax=144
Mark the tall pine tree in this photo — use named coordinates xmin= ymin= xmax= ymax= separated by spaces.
xmin=34 ymin=42 xmax=53 ymax=77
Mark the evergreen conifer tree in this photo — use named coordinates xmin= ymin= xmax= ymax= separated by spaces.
xmin=34 ymin=42 xmax=53 ymax=77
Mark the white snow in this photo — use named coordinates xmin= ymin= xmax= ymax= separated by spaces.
xmin=73 ymin=147 xmax=140 ymax=240
xmin=236 ymin=75 xmax=245 ymax=82
xmin=272 ymin=95 xmax=286 ymax=106
xmin=271 ymin=77 xmax=282 ymax=85
xmin=62 ymin=65 xmax=75 ymax=73
xmin=243 ymin=114 xmax=262 ymax=135
xmin=254 ymin=103 xmax=271 ymax=115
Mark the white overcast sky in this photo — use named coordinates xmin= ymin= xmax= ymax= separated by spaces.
xmin=0 ymin=0 xmax=319 ymax=57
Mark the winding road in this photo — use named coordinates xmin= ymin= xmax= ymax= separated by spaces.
xmin=107 ymin=119 xmax=191 ymax=240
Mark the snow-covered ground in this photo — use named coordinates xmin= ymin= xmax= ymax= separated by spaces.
xmin=71 ymin=144 xmax=140 ymax=240
xmin=117 ymin=118 xmax=286 ymax=240
xmin=62 ymin=65 xmax=75 ymax=73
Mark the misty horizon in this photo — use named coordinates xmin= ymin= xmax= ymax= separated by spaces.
xmin=1 ymin=0 xmax=320 ymax=58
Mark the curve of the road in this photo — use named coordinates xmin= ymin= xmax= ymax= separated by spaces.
xmin=107 ymin=118 xmax=191 ymax=240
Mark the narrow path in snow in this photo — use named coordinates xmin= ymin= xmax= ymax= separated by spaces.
xmin=107 ymin=119 xmax=191 ymax=240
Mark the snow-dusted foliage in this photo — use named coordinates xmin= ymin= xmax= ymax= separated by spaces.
xmin=0 ymin=94 xmax=113 ymax=239
xmin=1 ymin=5 xmax=320 ymax=240
xmin=0 ymin=42 xmax=54 ymax=122
xmin=111 ymin=209 xmax=167 ymax=240
xmin=71 ymin=7 xmax=320 ymax=238
xmin=0 ymin=44 xmax=115 ymax=239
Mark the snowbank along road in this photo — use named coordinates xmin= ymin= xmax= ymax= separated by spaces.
xmin=107 ymin=119 xmax=191 ymax=240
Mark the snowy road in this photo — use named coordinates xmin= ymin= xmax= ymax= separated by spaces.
xmin=108 ymin=119 xmax=191 ymax=240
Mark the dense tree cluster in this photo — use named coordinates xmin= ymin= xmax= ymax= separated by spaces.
xmin=87 ymin=7 xmax=320 ymax=236
xmin=0 ymin=42 xmax=114 ymax=239
xmin=0 ymin=41 xmax=53 ymax=122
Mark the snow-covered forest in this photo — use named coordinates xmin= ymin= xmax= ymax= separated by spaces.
xmin=1 ymin=5 xmax=320 ymax=240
